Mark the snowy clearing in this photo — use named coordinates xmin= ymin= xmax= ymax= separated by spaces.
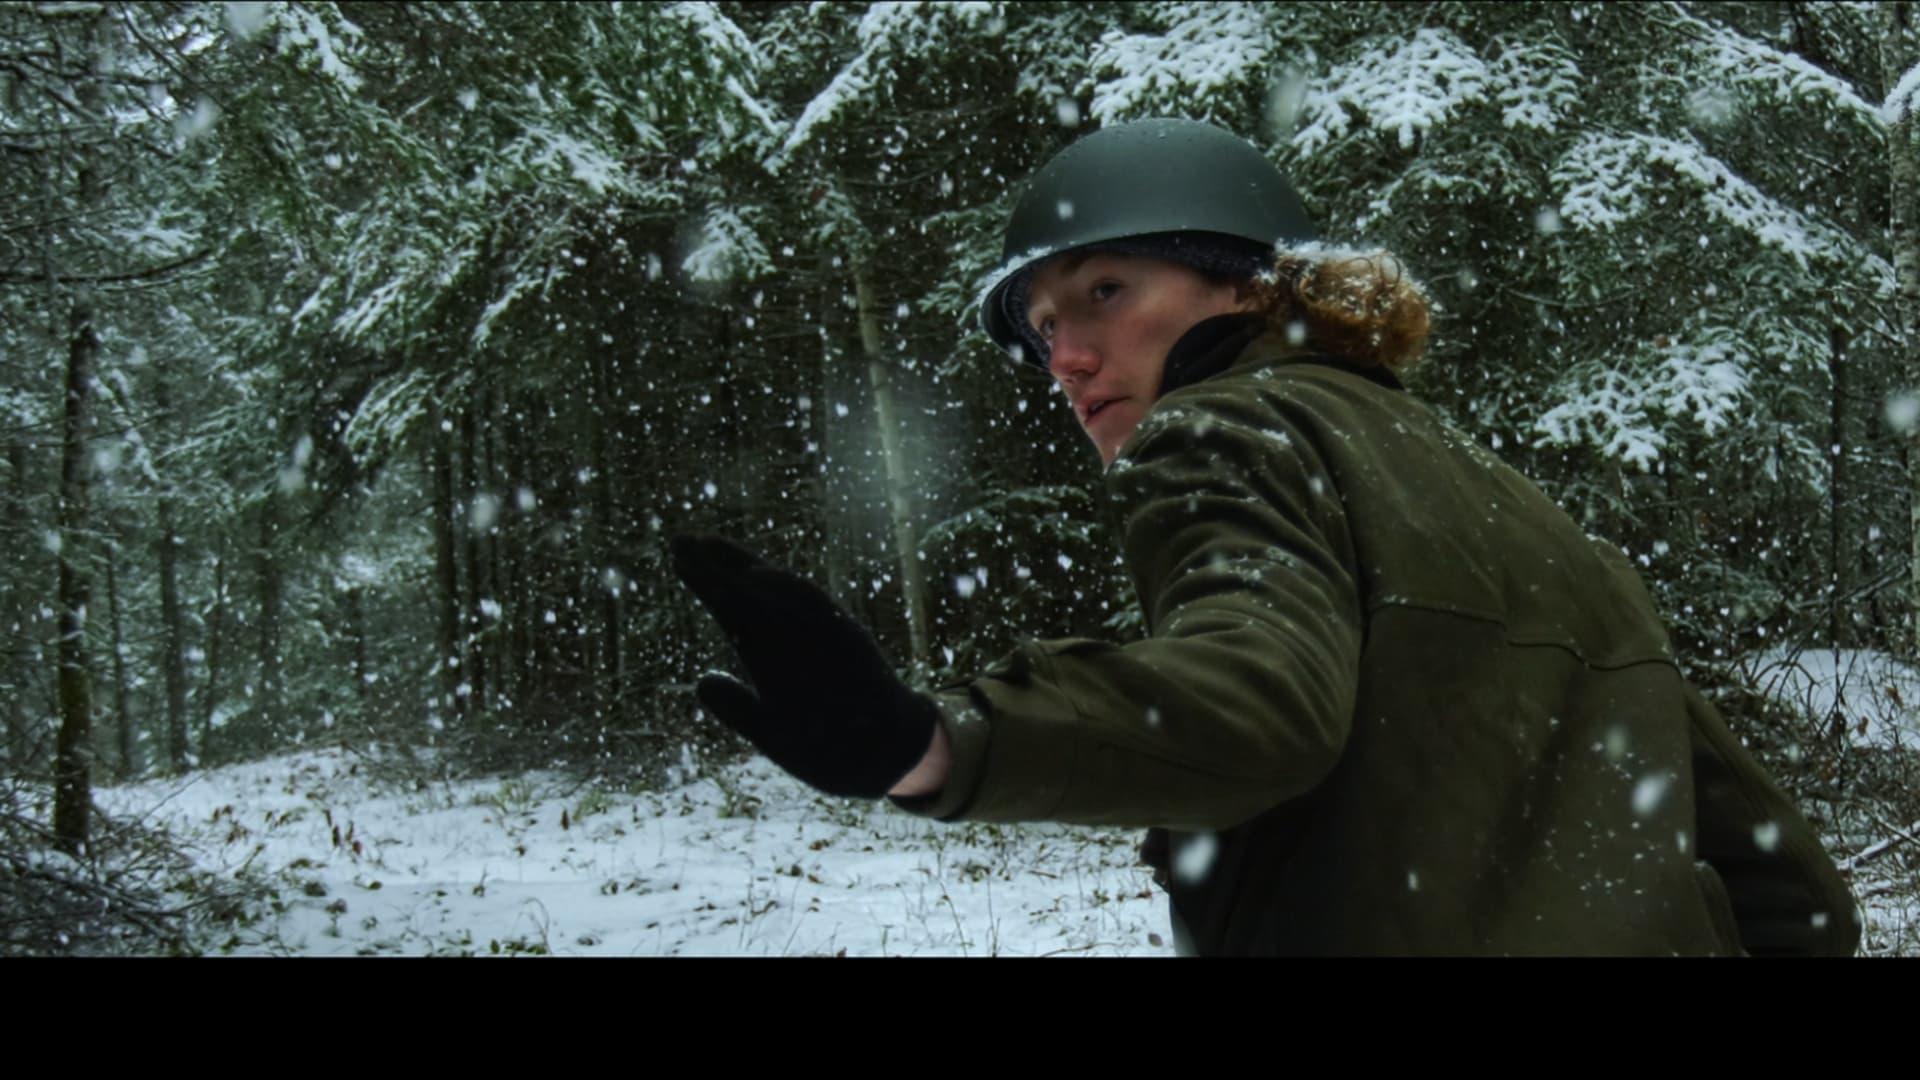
xmin=59 ymin=724 xmax=1920 ymax=957
xmin=71 ymin=647 xmax=1920 ymax=957
xmin=95 ymin=749 xmax=1174 ymax=957
xmin=1748 ymin=647 xmax=1920 ymax=752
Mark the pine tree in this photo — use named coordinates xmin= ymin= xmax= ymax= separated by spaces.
xmin=1055 ymin=2 xmax=1903 ymax=669
xmin=1 ymin=0 xmax=233 ymax=838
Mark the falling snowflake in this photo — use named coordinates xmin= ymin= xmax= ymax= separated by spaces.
xmin=1885 ymin=392 xmax=1920 ymax=434
xmin=1631 ymin=773 xmax=1670 ymax=817
xmin=1173 ymin=832 xmax=1218 ymax=886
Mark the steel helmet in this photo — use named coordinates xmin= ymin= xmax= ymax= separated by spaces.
xmin=977 ymin=117 xmax=1318 ymax=368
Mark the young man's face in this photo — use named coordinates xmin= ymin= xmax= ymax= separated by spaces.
xmin=1026 ymin=251 xmax=1252 ymax=467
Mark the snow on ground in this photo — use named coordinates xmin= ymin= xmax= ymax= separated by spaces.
xmin=1844 ymin=835 xmax=1920 ymax=957
xmin=1743 ymin=647 xmax=1920 ymax=955
xmin=1746 ymin=647 xmax=1920 ymax=751
xmin=97 ymin=750 xmax=1175 ymax=957
xmin=90 ymin=648 xmax=1920 ymax=957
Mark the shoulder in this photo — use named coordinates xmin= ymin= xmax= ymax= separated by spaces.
xmin=1184 ymin=336 xmax=1418 ymax=420
xmin=1221 ymin=353 xmax=1414 ymax=419
xmin=1110 ymin=379 xmax=1320 ymax=487
xmin=1117 ymin=355 xmax=1414 ymax=476
xmin=1103 ymin=362 xmax=1355 ymax=545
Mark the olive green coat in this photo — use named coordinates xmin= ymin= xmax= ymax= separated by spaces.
xmin=892 ymin=331 xmax=1859 ymax=956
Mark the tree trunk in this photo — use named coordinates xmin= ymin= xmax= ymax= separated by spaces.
xmin=149 ymin=370 xmax=190 ymax=772
xmin=53 ymin=298 xmax=98 ymax=856
xmin=106 ymin=542 xmax=134 ymax=780
xmin=52 ymin=7 xmax=108 ymax=855
xmin=1886 ymin=2 xmax=1920 ymax=654
xmin=200 ymin=540 xmax=226 ymax=762
xmin=255 ymin=490 xmax=284 ymax=734
xmin=817 ymin=270 xmax=854 ymax=610
xmin=482 ymin=383 xmax=505 ymax=712
xmin=155 ymin=490 xmax=189 ymax=772
xmin=4 ymin=437 xmax=29 ymax=772
xmin=430 ymin=410 xmax=463 ymax=723
xmin=508 ymin=394 xmax=534 ymax=712
xmin=851 ymin=258 xmax=931 ymax=674
xmin=589 ymin=351 xmax=622 ymax=724
xmin=1829 ymin=323 xmax=1851 ymax=650
xmin=460 ymin=394 xmax=488 ymax=714
xmin=330 ymin=580 xmax=360 ymax=707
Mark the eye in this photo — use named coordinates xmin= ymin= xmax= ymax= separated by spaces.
xmin=1092 ymin=281 xmax=1121 ymax=302
xmin=1037 ymin=315 xmax=1055 ymax=341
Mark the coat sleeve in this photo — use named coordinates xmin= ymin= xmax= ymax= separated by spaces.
xmin=891 ymin=392 xmax=1363 ymax=829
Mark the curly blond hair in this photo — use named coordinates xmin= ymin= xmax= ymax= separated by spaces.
xmin=1246 ymin=249 xmax=1432 ymax=374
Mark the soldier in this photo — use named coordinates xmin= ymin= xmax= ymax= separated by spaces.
xmin=672 ymin=118 xmax=1858 ymax=955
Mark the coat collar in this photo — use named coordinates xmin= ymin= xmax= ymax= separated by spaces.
xmin=1157 ymin=312 xmax=1406 ymax=396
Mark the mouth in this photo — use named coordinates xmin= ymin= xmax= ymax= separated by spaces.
xmin=1080 ymin=397 xmax=1123 ymax=425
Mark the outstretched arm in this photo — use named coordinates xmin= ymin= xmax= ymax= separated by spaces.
xmin=892 ymin=391 xmax=1364 ymax=829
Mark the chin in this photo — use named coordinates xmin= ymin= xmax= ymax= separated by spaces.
xmin=1092 ymin=427 xmax=1138 ymax=469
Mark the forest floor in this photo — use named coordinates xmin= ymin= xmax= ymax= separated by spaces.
xmin=18 ymin=645 xmax=1917 ymax=956
xmin=91 ymin=749 xmax=1174 ymax=957
xmin=75 ymin=736 xmax=1918 ymax=957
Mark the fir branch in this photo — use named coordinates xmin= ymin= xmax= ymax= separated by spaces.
xmin=0 ymin=245 xmax=212 ymax=287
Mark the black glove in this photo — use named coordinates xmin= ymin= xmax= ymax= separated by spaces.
xmin=670 ymin=534 xmax=939 ymax=799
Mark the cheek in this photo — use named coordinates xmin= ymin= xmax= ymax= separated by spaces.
xmin=1145 ymin=300 xmax=1201 ymax=350
xmin=1172 ymin=285 xmax=1244 ymax=332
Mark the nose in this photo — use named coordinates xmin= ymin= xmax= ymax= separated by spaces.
xmin=1046 ymin=323 xmax=1099 ymax=385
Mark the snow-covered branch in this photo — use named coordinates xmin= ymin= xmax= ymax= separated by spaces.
xmin=1883 ymin=58 xmax=1920 ymax=127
